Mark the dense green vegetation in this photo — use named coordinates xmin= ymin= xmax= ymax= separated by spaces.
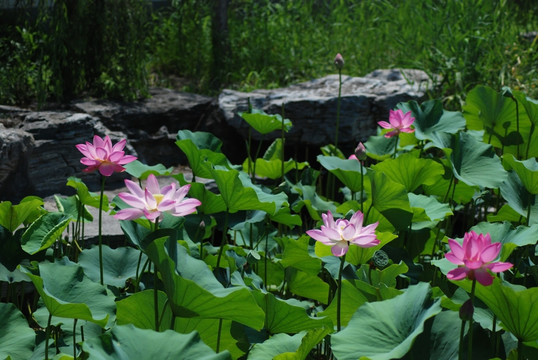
xmin=0 ymin=0 xmax=536 ymax=109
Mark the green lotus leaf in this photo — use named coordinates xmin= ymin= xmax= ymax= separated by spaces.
xmin=252 ymin=291 xmax=332 ymax=334
xmin=397 ymin=99 xmax=466 ymax=143
xmin=446 ymin=131 xmax=507 ymax=188
xmin=54 ymin=195 xmax=93 ymax=222
xmin=274 ymin=327 xmax=333 ymax=360
xmin=331 ymin=282 xmax=442 ymax=360
xmin=123 ymin=160 xmax=174 ymax=179
xmin=240 ymin=110 xmax=292 ymax=135
xmin=0 ymin=303 xmax=35 ymax=360
xmin=22 ymin=259 xmax=116 ymax=327
xmin=318 ymin=279 xmax=368 ymax=328
xmin=20 ymin=212 xmax=71 ymax=255
xmin=372 ymin=152 xmax=445 ymax=192
xmin=317 ymin=155 xmax=365 ymax=193
xmin=211 ymin=166 xmax=287 ymax=215
xmin=78 ymin=245 xmax=147 ymax=288
xmin=368 ymin=170 xmax=413 ymax=231
xmin=503 ymin=154 xmax=538 ymax=194
xmin=0 ymin=196 xmax=44 ymax=233
xmin=499 ymin=170 xmax=538 ymax=224
xmin=146 ymin=237 xmax=265 ymax=329
xmin=66 ymin=177 xmax=109 ymax=210
xmin=82 ymin=324 xmax=230 ymax=359
xmin=176 ymin=130 xmax=230 ymax=179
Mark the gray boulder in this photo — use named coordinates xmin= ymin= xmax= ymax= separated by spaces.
xmin=0 ymin=125 xmax=34 ymax=200
xmin=71 ymin=87 xmax=224 ymax=166
xmin=218 ymin=69 xmax=435 ymax=151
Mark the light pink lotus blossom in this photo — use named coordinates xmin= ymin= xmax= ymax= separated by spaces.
xmin=114 ymin=174 xmax=201 ymax=222
xmin=378 ymin=109 xmax=415 ymax=138
xmin=306 ymin=211 xmax=379 ymax=257
xmin=445 ymin=231 xmax=513 ymax=286
xmin=76 ymin=135 xmax=136 ymax=176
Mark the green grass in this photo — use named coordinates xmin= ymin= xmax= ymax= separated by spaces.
xmin=148 ymin=0 xmax=538 ymax=109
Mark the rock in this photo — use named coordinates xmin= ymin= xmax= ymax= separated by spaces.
xmin=71 ymin=87 xmax=229 ymax=166
xmin=218 ymin=69 xmax=435 ymax=153
xmin=0 ymin=125 xmax=34 ymax=200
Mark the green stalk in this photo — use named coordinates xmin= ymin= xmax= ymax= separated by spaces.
xmin=467 ymin=279 xmax=477 ymax=360
xmin=458 ymin=318 xmax=465 ymax=360
xmin=153 ymin=219 xmax=160 ymax=332
xmin=281 ymin=103 xmax=286 ymax=183
xmin=73 ymin=318 xmax=78 ymax=360
xmin=359 ymin=161 xmax=364 ymax=213
xmin=526 ymin=123 xmax=535 ymax=159
xmin=392 ymin=137 xmax=398 ymax=158
xmin=216 ymin=318 xmax=223 ymax=353
xmin=215 ymin=209 xmax=229 ymax=269
xmin=337 ymin=253 xmax=346 ymax=332
xmin=98 ymin=175 xmax=106 ymax=285
xmin=45 ymin=313 xmax=52 ymax=360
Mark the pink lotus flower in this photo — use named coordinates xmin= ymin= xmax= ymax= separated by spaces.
xmin=306 ymin=211 xmax=379 ymax=257
xmin=76 ymin=135 xmax=137 ymax=176
xmin=114 ymin=174 xmax=201 ymax=222
xmin=445 ymin=231 xmax=513 ymax=286
xmin=378 ymin=109 xmax=415 ymax=138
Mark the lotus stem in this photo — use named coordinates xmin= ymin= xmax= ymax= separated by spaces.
xmin=154 ymin=219 xmax=160 ymax=331
xmin=337 ymin=253 xmax=346 ymax=332
xmin=467 ymin=279 xmax=477 ymax=360
xmin=216 ymin=318 xmax=223 ymax=353
xmin=73 ymin=318 xmax=78 ymax=359
xmin=360 ymin=161 xmax=364 ymax=213
xmin=45 ymin=313 xmax=52 ymax=360
xmin=98 ymin=175 xmax=106 ymax=285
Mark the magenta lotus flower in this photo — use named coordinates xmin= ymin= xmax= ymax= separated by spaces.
xmin=76 ymin=135 xmax=137 ymax=176
xmin=445 ymin=231 xmax=513 ymax=286
xmin=306 ymin=211 xmax=379 ymax=257
xmin=114 ymin=174 xmax=201 ymax=222
xmin=378 ymin=109 xmax=415 ymax=138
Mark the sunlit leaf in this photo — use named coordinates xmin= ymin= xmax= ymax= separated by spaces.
xmin=503 ymin=154 xmax=538 ymax=194
xmin=82 ymin=324 xmax=230 ymax=359
xmin=397 ymin=99 xmax=466 ymax=144
xmin=23 ymin=259 xmax=115 ymax=327
xmin=317 ymin=155 xmax=365 ymax=193
xmin=331 ymin=282 xmax=442 ymax=360
xmin=124 ymin=160 xmax=174 ymax=179
xmin=66 ymin=177 xmax=109 ymax=210
xmin=78 ymin=245 xmax=147 ymax=288
xmin=20 ymin=212 xmax=71 ymax=254
xmin=146 ymin=237 xmax=265 ymax=329
xmin=252 ymin=291 xmax=332 ymax=334
xmin=372 ymin=152 xmax=445 ymax=192
xmin=240 ymin=110 xmax=292 ymax=135
xmin=0 ymin=196 xmax=44 ymax=233
xmin=446 ymin=131 xmax=507 ymax=188
xmin=318 ymin=279 xmax=367 ymax=328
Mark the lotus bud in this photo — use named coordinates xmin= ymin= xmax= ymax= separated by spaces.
xmin=459 ymin=299 xmax=474 ymax=322
xmin=334 ymin=53 xmax=344 ymax=70
xmin=354 ymin=142 xmax=367 ymax=161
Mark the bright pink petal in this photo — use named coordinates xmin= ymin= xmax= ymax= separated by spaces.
xmin=447 ymin=267 xmax=469 ymax=281
xmin=480 ymin=243 xmax=501 ymax=263
xmin=98 ymin=164 xmax=118 ymax=177
xmin=117 ymin=155 xmax=137 ymax=165
xmin=486 ymin=262 xmax=513 ymax=273
xmin=173 ymin=199 xmax=202 ymax=216
xmin=400 ymin=128 xmax=415 ymax=133
xmin=320 ymin=226 xmax=340 ymax=241
xmin=445 ymin=252 xmax=464 ymax=265
xmin=473 ymin=269 xmax=494 ymax=286
xmin=143 ymin=209 xmax=161 ymax=222
xmin=447 ymin=239 xmax=464 ymax=261
xmin=377 ymin=121 xmax=392 ymax=129
xmin=111 ymin=138 xmax=127 ymax=152
xmin=351 ymin=234 xmax=379 ymax=247
xmin=464 ymin=259 xmax=484 ymax=270
xmin=383 ymin=130 xmax=399 ymax=138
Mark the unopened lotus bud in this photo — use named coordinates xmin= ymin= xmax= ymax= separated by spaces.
xmin=354 ymin=142 xmax=367 ymax=161
xmin=334 ymin=53 xmax=344 ymax=69
xmin=459 ymin=299 xmax=474 ymax=322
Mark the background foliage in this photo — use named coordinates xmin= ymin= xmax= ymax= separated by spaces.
xmin=0 ymin=0 xmax=537 ymax=109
